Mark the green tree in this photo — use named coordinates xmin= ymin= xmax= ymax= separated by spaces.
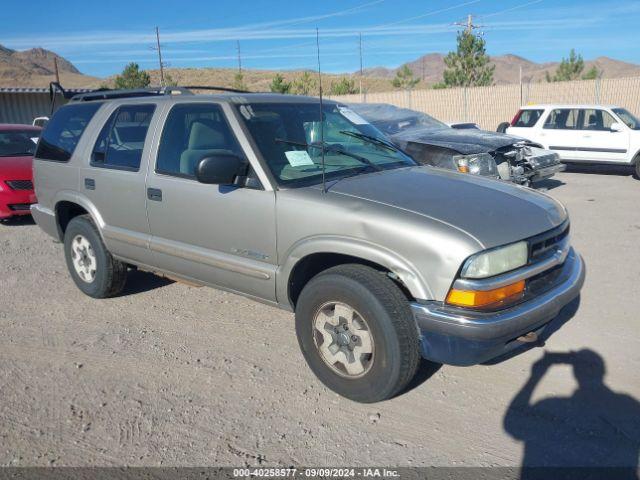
xmin=391 ymin=65 xmax=419 ymax=89
xmin=330 ymin=77 xmax=357 ymax=95
xmin=442 ymin=30 xmax=494 ymax=87
xmin=233 ymin=72 xmax=247 ymax=91
xmin=270 ymin=73 xmax=291 ymax=94
xmin=292 ymin=71 xmax=318 ymax=95
xmin=114 ymin=62 xmax=151 ymax=89
xmin=546 ymin=49 xmax=585 ymax=82
xmin=581 ymin=65 xmax=600 ymax=80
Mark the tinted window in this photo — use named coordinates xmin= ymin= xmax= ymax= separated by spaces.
xmin=156 ymin=103 xmax=243 ymax=177
xmin=544 ymin=109 xmax=579 ymax=130
xmin=35 ymin=102 xmax=102 ymax=162
xmin=92 ymin=104 xmax=155 ymax=171
xmin=513 ymin=109 xmax=543 ymax=128
xmin=580 ymin=109 xmax=616 ymax=131
xmin=0 ymin=130 xmax=40 ymax=157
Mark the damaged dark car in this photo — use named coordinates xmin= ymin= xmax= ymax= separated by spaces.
xmin=350 ymin=103 xmax=565 ymax=186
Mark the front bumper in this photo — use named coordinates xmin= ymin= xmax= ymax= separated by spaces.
xmin=411 ymin=248 xmax=585 ymax=366
xmin=0 ymin=184 xmax=36 ymax=219
xmin=529 ymin=162 xmax=566 ymax=183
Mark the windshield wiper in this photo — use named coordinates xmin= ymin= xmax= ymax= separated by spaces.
xmin=274 ymin=138 xmax=382 ymax=171
xmin=338 ymin=130 xmax=400 ymax=153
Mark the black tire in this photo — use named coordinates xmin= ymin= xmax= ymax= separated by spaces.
xmin=63 ymin=215 xmax=127 ymax=298
xmin=497 ymin=122 xmax=510 ymax=133
xmin=295 ymin=264 xmax=420 ymax=403
xmin=634 ymin=156 xmax=640 ymax=180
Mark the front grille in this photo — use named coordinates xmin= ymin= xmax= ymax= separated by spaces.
xmin=5 ymin=180 xmax=33 ymax=190
xmin=529 ymin=222 xmax=570 ymax=262
xmin=8 ymin=203 xmax=32 ymax=211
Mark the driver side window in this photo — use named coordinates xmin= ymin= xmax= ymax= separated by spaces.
xmin=156 ymin=103 xmax=244 ymax=178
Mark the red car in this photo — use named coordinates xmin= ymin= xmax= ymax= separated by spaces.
xmin=0 ymin=124 xmax=41 ymax=220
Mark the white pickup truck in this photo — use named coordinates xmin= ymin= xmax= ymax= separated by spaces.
xmin=506 ymin=104 xmax=640 ymax=178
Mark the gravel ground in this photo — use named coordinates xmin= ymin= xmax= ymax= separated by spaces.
xmin=1 ymin=167 xmax=639 ymax=468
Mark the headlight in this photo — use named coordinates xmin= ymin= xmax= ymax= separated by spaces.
xmin=453 ymin=153 xmax=498 ymax=177
xmin=461 ymin=241 xmax=528 ymax=279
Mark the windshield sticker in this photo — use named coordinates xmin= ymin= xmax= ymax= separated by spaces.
xmin=338 ymin=107 xmax=368 ymax=125
xmin=285 ymin=150 xmax=315 ymax=167
xmin=31 ymin=137 xmax=39 ymax=144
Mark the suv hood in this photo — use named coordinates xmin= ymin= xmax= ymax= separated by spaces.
xmin=327 ymin=166 xmax=566 ymax=248
xmin=391 ymin=127 xmax=523 ymax=155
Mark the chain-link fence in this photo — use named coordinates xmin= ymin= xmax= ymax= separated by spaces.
xmin=329 ymin=76 xmax=640 ymax=131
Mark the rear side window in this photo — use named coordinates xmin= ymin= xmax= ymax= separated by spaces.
xmin=35 ymin=102 xmax=103 ymax=162
xmin=156 ymin=103 xmax=243 ymax=177
xmin=512 ymin=109 xmax=543 ymax=128
xmin=544 ymin=109 xmax=579 ymax=130
xmin=92 ymin=104 xmax=155 ymax=171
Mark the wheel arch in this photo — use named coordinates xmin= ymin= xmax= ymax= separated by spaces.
xmin=53 ymin=191 xmax=106 ymax=240
xmin=278 ymin=236 xmax=433 ymax=310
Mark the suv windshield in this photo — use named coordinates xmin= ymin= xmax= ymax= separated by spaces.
xmin=236 ymin=102 xmax=415 ymax=186
xmin=0 ymin=130 xmax=39 ymax=157
xmin=612 ymin=108 xmax=640 ymax=130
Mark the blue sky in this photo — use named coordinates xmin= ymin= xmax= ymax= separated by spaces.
xmin=2 ymin=0 xmax=640 ymax=77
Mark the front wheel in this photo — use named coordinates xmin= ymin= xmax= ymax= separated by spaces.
xmin=295 ymin=264 xmax=420 ymax=403
xmin=635 ymin=157 xmax=640 ymax=180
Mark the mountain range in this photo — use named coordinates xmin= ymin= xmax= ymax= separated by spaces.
xmin=364 ymin=53 xmax=640 ymax=84
xmin=1 ymin=44 xmax=639 ymax=91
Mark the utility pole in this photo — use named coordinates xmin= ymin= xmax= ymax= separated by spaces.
xmin=53 ymin=57 xmax=60 ymax=84
xmin=519 ymin=65 xmax=523 ymax=105
xmin=453 ymin=14 xmax=483 ymax=34
xmin=358 ymin=33 xmax=363 ymax=98
xmin=421 ymin=56 xmax=426 ymax=82
xmin=236 ymin=40 xmax=242 ymax=74
xmin=155 ymin=26 xmax=165 ymax=86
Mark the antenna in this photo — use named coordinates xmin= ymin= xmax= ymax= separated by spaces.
xmin=316 ymin=27 xmax=327 ymax=194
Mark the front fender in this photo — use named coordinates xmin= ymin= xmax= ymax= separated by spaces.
xmin=276 ymin=235 xmax=434 ymax=308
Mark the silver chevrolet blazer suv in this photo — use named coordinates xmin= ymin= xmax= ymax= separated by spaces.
xmin=31 ymin=89 xmax=585 ymax=402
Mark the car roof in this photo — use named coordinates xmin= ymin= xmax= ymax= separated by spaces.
xmin=74 ymin=92 xmax=339 ymax=107
xmin=519 ymin=104 xmax=621 ymax=110
xmin=0 ymin=123 xmax=42 ymax=131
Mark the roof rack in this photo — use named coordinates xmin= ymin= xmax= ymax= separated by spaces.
xmin=70 ymin=85 xmax=251 ymax=102
xmin=48 ymin=82 xmax=253 ymax=113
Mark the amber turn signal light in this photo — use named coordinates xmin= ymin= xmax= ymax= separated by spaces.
xmin=446 ymin=280 xmax=525 ymax=309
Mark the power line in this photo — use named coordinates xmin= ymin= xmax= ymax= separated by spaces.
xmin=479 ymin=0 xmax=544 ymax=19
xmin=375 ymin=0 xmax=481 ymax=28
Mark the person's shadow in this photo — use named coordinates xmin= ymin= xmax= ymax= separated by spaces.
xmin=504 ymin=349 xmax=640 ymax=479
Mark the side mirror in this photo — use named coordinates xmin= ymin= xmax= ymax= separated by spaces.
xmin=610 ymin=122 xmax=624 ymax=132
xmin=195 ymin=154 xmax=248 ymax=185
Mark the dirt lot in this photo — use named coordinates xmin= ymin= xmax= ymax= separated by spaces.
xmin=1 ymin=166 xmax=639 ymax=468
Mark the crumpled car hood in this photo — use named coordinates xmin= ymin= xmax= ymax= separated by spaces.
xmin=327 ymin=166 xmax=567 ymax=248
xmin=391 ymin=127 xmax=523 ymax=155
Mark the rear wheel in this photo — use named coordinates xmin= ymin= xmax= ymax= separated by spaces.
xmin=295 ymin=264 xmax=420 ymax=403
xmin=634 ymin=156 xmax=640 ymax=180
xmin=64 ymin=215 xmax=127 ymax=298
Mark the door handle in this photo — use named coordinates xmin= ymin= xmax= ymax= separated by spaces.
xmin=84 ymin=178 xmax=95 ymax=190
xmin=147 ymin=187 xmax=162 ymax=201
